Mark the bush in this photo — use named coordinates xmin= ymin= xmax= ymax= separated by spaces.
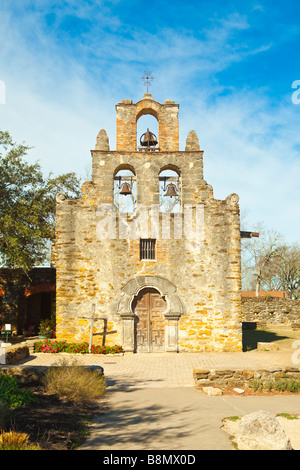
xmin=43 ymin=357 xmax=106 ymax=404
xmin=273 ymin=379 xmax=300 ymax=393
xmin=0 ymin=430 xmax=40 ymax=450
xmin=0 ymin=372 xmax=35 ymax=409
xmin=34 ymin=339 xmax=123 ymax=354
xmin=250 ymin=377 xmax=300 ymax=393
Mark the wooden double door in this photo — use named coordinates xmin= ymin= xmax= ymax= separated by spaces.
xmin=132 ymin=288 xmax=166 ymax=352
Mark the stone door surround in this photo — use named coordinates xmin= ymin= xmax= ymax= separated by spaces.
xmin=133 ymin=287 xmax=166 ymax=353
xmin=118 ymin=275 xmax=183 ymax=352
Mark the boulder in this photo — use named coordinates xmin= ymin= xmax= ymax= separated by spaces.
xmin=236 ymin=410 xmax=292 ymax=450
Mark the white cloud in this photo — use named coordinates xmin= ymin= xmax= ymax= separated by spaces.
xmin=0 ymin=2 xmax=299 ymax=244
xmin=180 ymin=88 xmax=300 ymax=243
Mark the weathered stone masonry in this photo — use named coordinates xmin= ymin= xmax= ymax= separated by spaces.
xmin=55 ymin=93 xmax=242 ymax=352
xmin=242 ymin=297 xmax=300 ymax=328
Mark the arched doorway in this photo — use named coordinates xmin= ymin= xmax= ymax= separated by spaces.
xmin=132 ymin=287 xmax=166 ymax=352
xmin=119 ymin=275 xmax=183 ymax=352
xmin=24 ymin=284 xmax=56 ymax=334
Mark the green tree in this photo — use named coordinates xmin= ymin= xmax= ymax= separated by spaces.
xmin=0 ymin=131 xmax=81 ymax=272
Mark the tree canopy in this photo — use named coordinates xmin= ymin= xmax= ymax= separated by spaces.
xmin=0 ymin=131 xmax=81 ymax=272
xmin=241 ymin=221 xmax=300 ymax=298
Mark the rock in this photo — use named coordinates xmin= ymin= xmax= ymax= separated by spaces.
xmin=233 ymin=388 xmax=245 ymax=394
xmin=236 ymin=410 xmax=292 ymax=450
xmin=202 ymin=386 xmax=223 ymax=396
xmin=242 ymin=370 xmax=255 ymax=379
xmin=257 ymin=342 xmax=279 ymax=351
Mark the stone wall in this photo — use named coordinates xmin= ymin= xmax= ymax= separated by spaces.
xmin=0 ymin=342 xmax=29 ymax=365
xmin=55 ymin=157 xmax=242 ymax=352
xmin=194 ymin=367 xmax=300 ymax=388
xmin=242 ymin=297 xmax=300 ymax=328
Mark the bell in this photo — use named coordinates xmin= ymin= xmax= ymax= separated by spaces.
xmin=140 ymin=128 xmax=158 ymax=148
xmin=119 ymin=182 xmax=132 ymax=195
xmin=164 ymin=183 xmax=178 ymax=197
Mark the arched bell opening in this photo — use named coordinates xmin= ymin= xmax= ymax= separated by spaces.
xmin=113 ymin=167 xmax=137 ymax=213
xmin=159 ymin=167 xmax=181 ymax=213
xmin=136 ymin=113 xmax=159 ymax=151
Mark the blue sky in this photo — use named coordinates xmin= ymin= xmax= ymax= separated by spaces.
xmin=0 ymin=0 xmax=300 ymax=243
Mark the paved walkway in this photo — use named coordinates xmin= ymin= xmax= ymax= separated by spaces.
xmin=79 ymin=388 xmax=300 ymax=451
xmin=19 ymin=346 xmax=298 ymax=389
xmin=15 ymin=348 xmax=300 ymax=451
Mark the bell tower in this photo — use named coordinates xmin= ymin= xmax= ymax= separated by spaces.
xmin=115 ymin=93 xmax=179 ymax=152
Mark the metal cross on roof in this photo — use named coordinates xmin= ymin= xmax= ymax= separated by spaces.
xmin=141 ymin=69 xmax=154 ymax=93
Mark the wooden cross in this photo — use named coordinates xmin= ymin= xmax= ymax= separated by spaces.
xmin=79 ymin=304 xmax=103 ymax=353
xmin=141 ymin=69 xmax=154 ymax=93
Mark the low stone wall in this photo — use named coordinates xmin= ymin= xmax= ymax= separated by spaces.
xmin=193 ymin=367 xmax=300 ymax=389
xmin=242 ymin=297 xmax=300 ymax=328
xmin=0 ymin=366 xmax=47 ymax=385
xmin=0 ymin=343 xmax=30 ymax=365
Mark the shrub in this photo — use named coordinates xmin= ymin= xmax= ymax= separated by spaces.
xmin=0 ymin=372 xmax=35 ymax=409
xmin=273 ymin=378 xmax=300 ymax=393
xmin=0 ymin=430 xmax=40 ymax=450
xmin=250 ymin=379 xmax=264 ymax=392
xmin=34 ymin=339 xmax=123 ymax=354
xmin=34 ymin=339 xmax=67 ymax=353
xmin=43 ymin=357 xmax=106 ymax=404
xmin=250 ymin=377 xmax=300 ymax=393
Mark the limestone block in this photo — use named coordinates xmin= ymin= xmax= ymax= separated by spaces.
xmin=257 ymin=342 xmax=279 ymax=351
xmin=237 ymin=411 xmax=292 ymax=450
xmin=233 ymin=388 xmax=245 ymax=394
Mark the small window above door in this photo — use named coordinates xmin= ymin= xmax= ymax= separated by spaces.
xmin=140 ymin=239 xmax=156 ymax=260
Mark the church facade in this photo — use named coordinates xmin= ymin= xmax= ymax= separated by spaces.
xmin=54 ymin=93 xmax=242 ymax=352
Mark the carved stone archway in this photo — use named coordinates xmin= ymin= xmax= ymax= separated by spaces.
xmin=118 ymin=275 xmax=183 ymax=352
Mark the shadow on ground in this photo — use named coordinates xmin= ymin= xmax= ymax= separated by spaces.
xmin=242 ymin=329 xmax=289 ymax=351
xmin=81 ymin=383 xmax=214 ymax=450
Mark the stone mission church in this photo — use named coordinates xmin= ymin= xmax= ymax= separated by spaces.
xmin=54 ymin=92 xmax=242 ymax=353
